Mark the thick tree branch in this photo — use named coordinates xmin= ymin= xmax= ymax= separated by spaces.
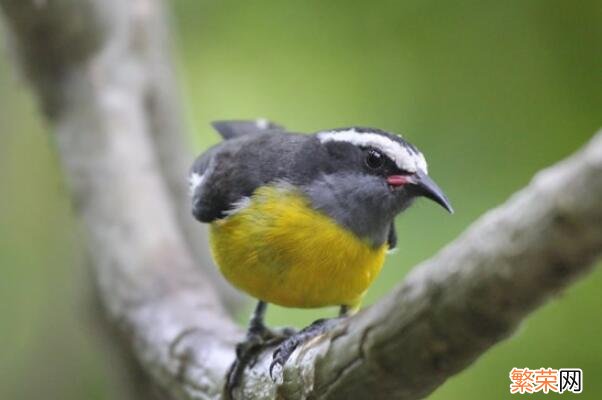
xmin=1 ymin=1 xmax=601 ymax=400
xmin=0 ymin=0 xmax=240 ymax=398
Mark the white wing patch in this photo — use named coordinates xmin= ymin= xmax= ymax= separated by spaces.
xmin=317 ymin=129 xmax=428 ymax=173
xmin=188 ymin=172 xmax=205 ymax=196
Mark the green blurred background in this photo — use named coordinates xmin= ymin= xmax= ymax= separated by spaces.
xmin=1 ymin=0 xmax=600 ymax=399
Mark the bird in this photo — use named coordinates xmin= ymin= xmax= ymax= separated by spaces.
xmin=188 ymin=119 xmax=453 ymax=395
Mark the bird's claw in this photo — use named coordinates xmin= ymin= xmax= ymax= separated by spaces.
xmin=269 ymin=318 xmax=337 ymax=380
xmin=225 ymin=325 xmax=296 ymax=399
xmin=269 ymin=335 xmax=301 ymax=379
xmin=225 ymin=336 xmax=263 ymax=399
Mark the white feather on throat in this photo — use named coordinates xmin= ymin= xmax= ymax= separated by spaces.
xmin=317 ymin=129 xmax=428 ymax=173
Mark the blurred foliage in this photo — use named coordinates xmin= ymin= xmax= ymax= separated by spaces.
xmin=0 ymin=0 xmax=600 ymax=399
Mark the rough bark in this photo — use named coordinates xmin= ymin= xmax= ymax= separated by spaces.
xmin=1 ymin=1 xmax=601 ymax=400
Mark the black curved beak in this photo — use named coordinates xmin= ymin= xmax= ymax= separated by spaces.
xmin=413 ymin=170 xmax=454 ymax=214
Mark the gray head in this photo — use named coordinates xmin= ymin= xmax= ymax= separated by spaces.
xmin=302 ymin=127 xmax=453 ymax=247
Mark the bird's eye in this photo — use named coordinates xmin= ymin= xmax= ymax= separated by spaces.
xmin=365 ymin=149 xmax=384 ymax=169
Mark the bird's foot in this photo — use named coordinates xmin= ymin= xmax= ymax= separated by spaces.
xmin=269 ymin=318 xmax=340 ymax=379
xmin=224 ymin=325 xmax=296 ymax=399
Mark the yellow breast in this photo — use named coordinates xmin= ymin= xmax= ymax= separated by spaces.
xmin=209 ymin=185 xmax=387 ymax=309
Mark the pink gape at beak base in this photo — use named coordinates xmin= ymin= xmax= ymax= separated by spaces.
xmin=386 ymin=175 xmax=411 ymax=187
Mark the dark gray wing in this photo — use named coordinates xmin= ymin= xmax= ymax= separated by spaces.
xmin=387 ymin=222 xmax=397 ymax=250
xmin=190 ymin=130 xmax=320 ymax=223
xmin=212 ymin=119 xmax=284 ymax=140
xmin=190 ymin=120 xmax=284 ymax=221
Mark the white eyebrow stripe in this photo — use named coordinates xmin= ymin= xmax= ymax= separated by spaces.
xmin=317 ymin=129 xmax=428 ymax=173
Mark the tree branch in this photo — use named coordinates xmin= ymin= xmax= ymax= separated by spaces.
xmin=1 ymin=1 xmax=601 ymax=400
xmin=0 ymin=0 xmax=240 ymax=397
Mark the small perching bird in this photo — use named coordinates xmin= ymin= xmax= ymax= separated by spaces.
xmin=189 ymin=120 xmax=453 ymax=395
